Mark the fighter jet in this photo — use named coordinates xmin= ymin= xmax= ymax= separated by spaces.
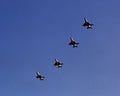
xmin=69 ymin=37 xmax=79 ymax=48
xmin=82 ymin=18 xmax=93 ymax=29
xmin=36 ymin=72 xmax=45 ymax=80
xmin=54 ymin=59 xmax=63 ymax=68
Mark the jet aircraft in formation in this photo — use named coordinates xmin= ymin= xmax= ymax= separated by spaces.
xmin=35 ymin=17 xmax=94 ymax=80
xmin=54 ymin=59 xmax=63 ymax=68
xmin=36 ymin=72 xmax=45 ymax=80
xmin=69 ymin=37 xmax=79 ymax=48
xmin=82 ymin=18 xmax=93 ymax=29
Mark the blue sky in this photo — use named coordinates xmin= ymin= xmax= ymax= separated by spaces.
xmin=0 ymin=0 xmax=120 ymax=96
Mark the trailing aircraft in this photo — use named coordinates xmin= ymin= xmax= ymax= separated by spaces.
xmin=54 ymin=59 xmax=63 ymax=68
xmin=69 ymin=37 xmax=79 ymax=48
xmin=82 ymin=18 xmax=93 ymax=29
xmin=36 ymin=72 xmax=45 ymax=80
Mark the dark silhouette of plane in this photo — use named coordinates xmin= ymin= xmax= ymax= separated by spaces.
xmin=82 ymin=18 xmax=93 ymax=29
xmin=69 ymin=37 xmax=79 ymax=48
xmin=36 ymin=72 xmax=45 ymax=80
xmin=54 ymin=59 xmax=63 ymax=68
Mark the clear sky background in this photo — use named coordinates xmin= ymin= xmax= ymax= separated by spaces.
xmin=0 ymin=0 xmax=120 ymax=96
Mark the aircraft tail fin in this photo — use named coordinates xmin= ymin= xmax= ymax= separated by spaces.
xmin=55 ymin=58 xmax=58 ymax=62
xmin=84 ymin=17 xmax=88 ymax=22
xmin=70 ymin=37 xmax=74 ymax=41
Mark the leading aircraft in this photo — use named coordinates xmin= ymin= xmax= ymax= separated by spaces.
xmin=69 ymin=37 xmax=79 ymax=48
xmin=36 ymin=72 xmax=45 ymax=80
xmin=82 ymin=18 xmax=93 ymax=29
xmin=54 ymin=59 xmax=63 ymax=68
